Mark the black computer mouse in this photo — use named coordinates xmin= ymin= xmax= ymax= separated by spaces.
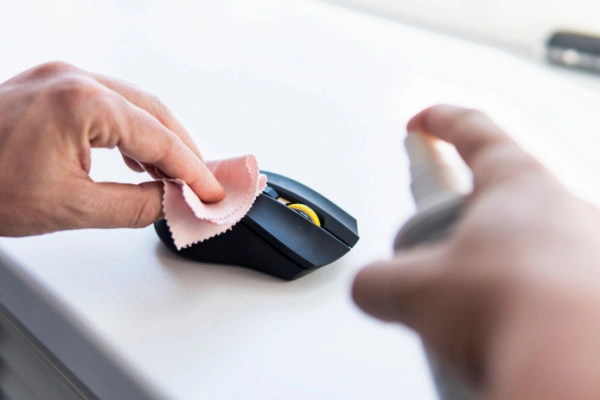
xmin=154 ymin=171 xmax=359 ymax=280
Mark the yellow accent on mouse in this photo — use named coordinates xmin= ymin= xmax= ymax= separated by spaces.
xmin=287 ymin=204 xmax=321 ymax=226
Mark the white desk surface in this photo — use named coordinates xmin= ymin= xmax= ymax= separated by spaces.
xmin=1 ymin=1 xmax=600 ymax=399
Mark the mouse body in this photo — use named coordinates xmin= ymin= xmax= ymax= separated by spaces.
xmin=154 ymin=171 xmax=359 ymax=280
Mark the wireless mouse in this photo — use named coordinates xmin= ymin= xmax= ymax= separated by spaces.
xmin=154 ymin=171 xmax=359 ymax=280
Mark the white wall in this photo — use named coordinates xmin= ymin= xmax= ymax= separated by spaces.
xmin=327 ymin=0 xmax=600 ymax=56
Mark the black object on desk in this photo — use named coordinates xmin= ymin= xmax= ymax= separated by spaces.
xmin=547 ymin=31 xmax=600 ymax=75
xmin=155 ymin=171 xmax=359 ymax=280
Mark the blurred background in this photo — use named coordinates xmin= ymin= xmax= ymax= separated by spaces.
xmin=1 ymin=2 xmax=600 ymax=399
xmin=328 ymin=0 xmax=600 ymax=92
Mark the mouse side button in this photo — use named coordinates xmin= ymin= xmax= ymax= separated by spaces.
xmin=262 ymin=186 xmax=280 ymax=199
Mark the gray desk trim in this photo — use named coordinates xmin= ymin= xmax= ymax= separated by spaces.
xmin=0 ymin=250 xmax=156 ymax=400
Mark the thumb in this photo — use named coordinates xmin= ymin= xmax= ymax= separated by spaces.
xmin=352 ymin=246 xmax=447 ymax=330
xmin=354 ymin=247 xmax=493 ymax=384
xmin=76 ymin=181 xmax=164 ymax=229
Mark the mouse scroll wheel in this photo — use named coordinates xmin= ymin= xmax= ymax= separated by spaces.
xmin=287 ymin=204 xmax=321 ymax=227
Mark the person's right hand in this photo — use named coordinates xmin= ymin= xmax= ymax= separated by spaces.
xmin=353 ymin=105 xmax=600 ymax=399
xmin=0 ymin=61 xmax=225 ymax=237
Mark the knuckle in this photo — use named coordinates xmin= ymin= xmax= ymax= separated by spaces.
xmin=31 ymin=61 xmax=79 ymax=78
xmin=148 ymin=94 xmax=171 ymax=119
xmin=157 ymin=131 xmax=180 ymax=163
xmin=50 ymin=76 xmax=103 ymax=107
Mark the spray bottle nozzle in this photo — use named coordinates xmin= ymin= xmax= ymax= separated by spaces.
xmin=405 ymin=132 xmax=463 ymax=211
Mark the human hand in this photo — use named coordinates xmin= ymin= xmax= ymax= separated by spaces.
xmin=0 ymin=61 xmax=225 ymax=237
xmin=353 ymin=105 xmax=600 ymax=399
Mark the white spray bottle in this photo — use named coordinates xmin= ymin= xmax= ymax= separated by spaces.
xmin=393 ymin=132 xmax=479 ymax=400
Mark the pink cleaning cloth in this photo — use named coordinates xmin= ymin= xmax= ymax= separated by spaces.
xmin=162 ymin=155 xmax=267 ymax=250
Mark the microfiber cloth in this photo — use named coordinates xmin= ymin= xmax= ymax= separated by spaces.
xmin=162 ymin=155 xmax=267 ymax=250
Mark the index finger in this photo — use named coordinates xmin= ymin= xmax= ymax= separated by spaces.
xmin=92 ymin=92 xmax=225 ymax=202
xmin=89 ymin=72 xmax=204 ymax=161
xmin=407 ymin=105 xmax=543 ymax=189
xmin=407 ymin=105 xmax=526 ymax=169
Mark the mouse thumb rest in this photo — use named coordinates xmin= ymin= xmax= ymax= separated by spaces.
xmin=154 ymin=171 xmax=359 ymax=280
